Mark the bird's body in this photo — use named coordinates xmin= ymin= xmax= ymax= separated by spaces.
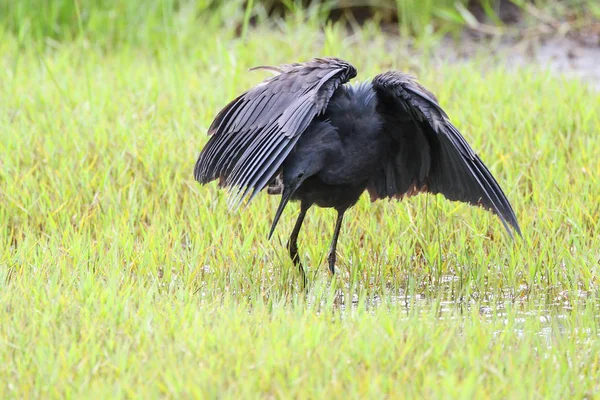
xmin=194 ymin=58 xmax=521 ymax=285
xmin=283 ymin=83 xmax=384 ymax=210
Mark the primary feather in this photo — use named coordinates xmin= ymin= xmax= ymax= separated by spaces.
xmin=194 ymin=57 xmax=357 ymax=208
xmin=369 ymin=71 xmax=521 ymax=237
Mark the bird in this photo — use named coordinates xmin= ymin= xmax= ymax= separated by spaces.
xmin=194 ymin=57 xmax=521 ymax=285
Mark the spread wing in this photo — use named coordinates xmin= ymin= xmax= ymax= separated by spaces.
xmin=370 ymin=71 xmax=521 ymax=237
xmin=194 ymin=57 xmax=357 ymax=207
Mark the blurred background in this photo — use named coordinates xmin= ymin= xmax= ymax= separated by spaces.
xmin=3 ymin=0 xmax=599 ymax=46
xmin=3 ymin=0 xmax=599 ymax=85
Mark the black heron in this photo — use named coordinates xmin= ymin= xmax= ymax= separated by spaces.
xmin=194 ymin=58 xmax=521 ymax=284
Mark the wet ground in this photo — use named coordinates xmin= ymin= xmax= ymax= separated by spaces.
xmin=512 ymin=37 xmax=600 ymax=89
xmin=435 ymin=35 xmax=600 ymax=90
xmin=378 ymin=20 xmax=599 ymax=89
xmin=372 ymin=0 xmax=600 ymax=90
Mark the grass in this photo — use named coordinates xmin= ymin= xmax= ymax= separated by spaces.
xmin=2 ymin=4 xmax=600 ymax=398
xmin=3 ymin=0 xmax=600 ymax=49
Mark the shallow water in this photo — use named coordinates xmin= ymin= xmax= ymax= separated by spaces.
xmin=307 ymin=276 xmax=600 ymax=346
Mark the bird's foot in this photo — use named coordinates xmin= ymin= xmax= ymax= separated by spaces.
xmin=294 ymin=261 xmax=308 ymax=289
xmin=267 ymin=175 xmax=283 ymax=195
xmin=327 ymin=251 xmax=336 ymax=275
xmin=287 ymin=243 xmax=307 ymax=288
xmin=299 ymin=267 xmax=307 ymax=290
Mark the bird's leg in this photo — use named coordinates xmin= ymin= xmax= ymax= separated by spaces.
xmin=327 ymin=210 xmax=346 ymax=275
xmin=287 ymin=202 xmax=309 ymax=286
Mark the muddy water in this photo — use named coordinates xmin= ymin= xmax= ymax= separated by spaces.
xmin=512 ymin=37 xmax=600 ymax=89
xmin=390 ymin=35 xmax=600 ymax=90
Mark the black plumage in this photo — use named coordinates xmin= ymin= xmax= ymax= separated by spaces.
xmin=195 ymin=57 xmax=521 ymax=284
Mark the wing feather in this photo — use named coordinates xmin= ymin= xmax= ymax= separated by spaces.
xmin=371 ymin=71 xmax=521 ymax=237
xmin=195 ymin=58 xmax=357 ymax=207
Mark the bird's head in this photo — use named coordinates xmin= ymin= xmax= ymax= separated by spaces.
xmin=282 ymin=152 xmax=323 ymax=191
xmin=267 ymin=154 xmax=323 ymax=240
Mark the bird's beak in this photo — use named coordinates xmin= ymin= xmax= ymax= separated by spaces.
xmin=267 ymin=184 xmax=297 ymax=240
